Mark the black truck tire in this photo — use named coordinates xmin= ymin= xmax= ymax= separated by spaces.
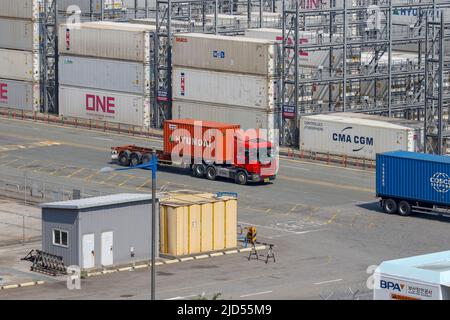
xmin=130 ymin=152 xmax=141 ymax=167
xmin=236 ymin=171 xmax=248 ymax=185
xmin=142 ymin=153 xmax=151 ymax=164
xmin=398 ymin=201 xmax=412 ymax=216
xmin=118 ymin=151 xmax=131 ymax=166
xmin=383 ymin=198 xmax=398 ymax=214
xmin=206 ymin=166 xmax=217 ymax=181
xmin=192 ymin=164 xmax=206 ymax=177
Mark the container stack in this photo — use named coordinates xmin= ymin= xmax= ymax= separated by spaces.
xmin=58 ymin=21 xmax=155 ymax=127
xmin=172 ymin=33 xmax=279 ymax=141
xmin=0 ymin=0 xmax=41 ymax=112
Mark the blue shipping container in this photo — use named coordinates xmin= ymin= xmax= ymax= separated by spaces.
xmin=377 ymin=151 xmax=450 ymax=206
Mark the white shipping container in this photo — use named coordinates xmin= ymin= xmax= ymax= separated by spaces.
xmin=173 ymin=67 xmax=276 ymax=110
xmin=0 ymin=18 xmax=40 ymax=51
xmin=0 ymin=0 xmax=40 ymax=20
xmin=299 ymin=113 xmax=422 ymax=160
xmin=59 ymin=86 xmax=150 ymax=127
xmin=58 ymin=0 xmax=126 ymax=14
xmin=243 ymin=28 xmax=330 ymax=68
xmin=59 ymin=22 xmax=155 ymax=62
xmin=59 ymin=55 xmax=150 ymax=95
xmin=172 ymin=33 xmax=277 ymax=76
xmin=0 ymin=49 xmax=40 ymax=82
xmin=172 ymin=100 xmax=278 ymax=144
xmin=0 ymin=78 xmax=40 ymax=111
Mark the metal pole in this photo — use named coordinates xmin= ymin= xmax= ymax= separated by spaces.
xmin=24 ymin=172 xmax=27 ymax=204
xmin=215 ymin=0 xmax=218 ymax=34
xmin=145 ymin=0 xmax=149 ymax=18
xmin=101 ymin=0 xmax=104 ymax=20
xmin=424 ymin=12 xmax=429 ymax=152
xmin=438 ymin=12 xmax=444 ymax=155
xmin=135 ymin=0 xmax=138 ymax=18
xmin=259 ymin=0 xmax=263 ymax=28
xmin=22 ymin=216 xmax=25 ymax=245
xmin=151 ymin=150 xmax=157 ymax=300
xmin=387 ymin=0 xmax=392 ymax=117
xmin=342 ymin=0 xmax=347 ymax=112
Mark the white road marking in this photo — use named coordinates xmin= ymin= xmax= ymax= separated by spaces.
xmin=165 ymin=294 xmax=198 ymax=300
xmin=239 ymin=221 xmax=327 ymax=235
xmin=280 ymin=165 xmax=311 ymax=171
xmin=240 ymin=291 xmax=273 ymax=298
xmin=314 ymin=278 xmax=343 ymax=285
xmin=93 ymin=137 xmax=113 ymax=142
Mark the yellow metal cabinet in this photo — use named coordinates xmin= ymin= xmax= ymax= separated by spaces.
xmin=160 ymin=192 xmax=237 ymax=256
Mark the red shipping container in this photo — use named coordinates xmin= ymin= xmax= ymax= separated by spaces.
xmin=164 ymin=119 xmax=240 ymax=163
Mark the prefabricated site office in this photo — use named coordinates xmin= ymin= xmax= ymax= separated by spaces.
xmin=40 ymin=194 xmax=158 ymax=269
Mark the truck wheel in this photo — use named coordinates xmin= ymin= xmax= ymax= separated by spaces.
xmin=398 ymin=201 xmax=412 ymax=216
xmin=236 ymin=171 xmax=248 ymax=185
xmin=142 ymin=153 xmax=151 ymax=164
xmin=130 ymin=153 xmax=141 ymax=167
xmin=206 ymin=166 xmax=217 ymax=181
xmin=192 ymin=164 xmax=205 ymax=177
xmin=383 ymin=199 xmax=398 ymax=214
xmin=118 ymin=151 xmax=131 ymax=166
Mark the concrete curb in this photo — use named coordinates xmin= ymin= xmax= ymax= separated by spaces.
xmin=86 ymin=245 xmax=266 ymax=278
xmin=0 ymin=280 xmax=45 ymax=290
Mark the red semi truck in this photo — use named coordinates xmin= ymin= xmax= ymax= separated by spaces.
xmin=111 ymin=119 xmax=278 ymax=185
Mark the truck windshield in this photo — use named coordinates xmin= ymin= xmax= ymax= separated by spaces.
xmin=246 ymin=147 xmax=273 ymax=165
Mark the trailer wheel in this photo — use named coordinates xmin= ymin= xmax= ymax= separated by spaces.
xmin=118 ymin=151 xmax=131 ymax=166
xmin=398 ymin=201 xmax=412 ymax=216
xmin=383 ymin=198 xmax=398 ymax=214
xmin=236 ymin=171 xmax=248 ymax=185
xmin=130 ymin=153 xmax=141 ymax=167
xmin=142 ymin=153 xmax=151 ymax=164
xmin=205 ymin=166 xmax=217 ymax=181
xmin=192 ymin=164 xmax=206 ymax=177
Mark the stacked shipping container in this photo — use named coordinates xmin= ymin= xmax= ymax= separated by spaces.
xmin=171 ymin=33 xmax=279 ymax=141
xmin=58 ymin=21 xmax=155 ymax=127
xmin=0 ymin=0 xmax=41 ymax=111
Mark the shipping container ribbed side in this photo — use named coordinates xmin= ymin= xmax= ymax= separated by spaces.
xmin=0 ymin=49 xmax=40 ymax=82
xmin=163 ymin=119 xmax=240 ymax=163
xmin=59 ymin=55 xmax=150 ymax=95
xmin=172 ymin=33 xmax=277 ymax=76
xmin=376 ymin=151 xmax=450 ymax=207
xmin=59 ymin=85 xmax=151 ymax=127
xmin=0 ymin=0 xmax=41 ymax=20
xmin=0 ymin=78 xmax=40 ymax=111
xmin=0 ymin=18 xmax=41 ymax=51
xmin=58 ymin=22 xmax=155 ymax=62
xmin=172 ymin=67 xmax=276 ymax=111
xmin=299 ymin=113 xmax=423 ymax=160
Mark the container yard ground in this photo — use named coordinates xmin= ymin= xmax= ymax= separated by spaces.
xmin=2 ymin=118 xmax=450 ymax=299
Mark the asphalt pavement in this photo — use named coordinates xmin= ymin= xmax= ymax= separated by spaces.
xmin=1 ymin=117 xmax=450 ymax=300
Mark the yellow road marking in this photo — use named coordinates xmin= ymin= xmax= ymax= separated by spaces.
xmin=1 ymin=158 xmax=20 ymax=167
xmin=84 ymin=170 xmax=99 ymax=182
xmin=137 ymin=178 xmax=152 ymax=190
xmin=278 ymin=175 xmax=374 ymax=194
xmin=118 ymin=176 xmax=134 ymax=187
xmin=65 ymin=167 xmax=85 ymax=178
xmin=100 ymin=173 xmax=118 ymax=184
xmin=50 ymin=166 xmax=67 ymax=176
xmin=17 ymin=159 xmax=40 ymax=169
xmin=327 ymin=211 xmax=339 ymax=224
xmin=350 ymin=212 xmax=362 ymax=228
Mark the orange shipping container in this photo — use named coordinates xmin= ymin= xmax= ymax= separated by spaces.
xmin=163 ymin=119 xmax=240 ymax=163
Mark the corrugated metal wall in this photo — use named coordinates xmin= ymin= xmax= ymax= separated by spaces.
xmin=78 ymin=200 xmax=158 ymax=267
xmin=42 ymin=209 xmax=79 ymax=267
